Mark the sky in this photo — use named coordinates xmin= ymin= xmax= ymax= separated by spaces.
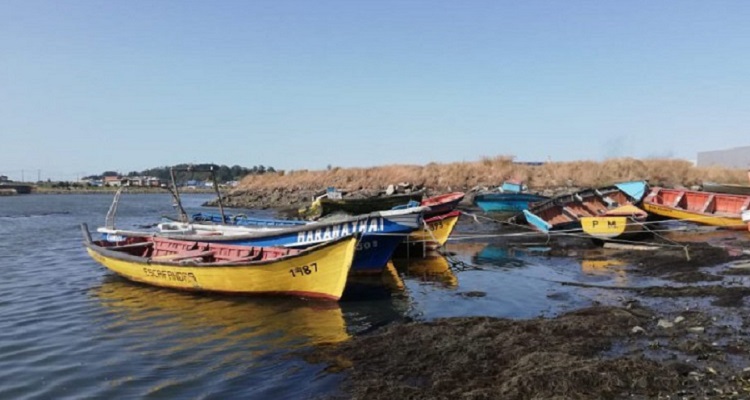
xmin=1 ymin=1 xmax=749 ymax=181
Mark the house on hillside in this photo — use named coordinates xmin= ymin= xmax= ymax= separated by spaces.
xmin=103 ymin=176 xmax=123 ymax=187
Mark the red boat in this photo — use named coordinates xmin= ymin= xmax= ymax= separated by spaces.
xmin=421 ymin=192 xmax=465 ymax=217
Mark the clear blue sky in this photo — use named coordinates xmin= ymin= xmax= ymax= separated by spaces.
xmin=1 ymin=1 xmax=749 ymax=181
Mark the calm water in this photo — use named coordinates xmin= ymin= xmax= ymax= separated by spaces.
xmin=0 ymin=194 xmax=647 ymax=399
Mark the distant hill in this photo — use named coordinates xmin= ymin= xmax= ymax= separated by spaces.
xmin=83 ymin=163 xmax=275 ymax=183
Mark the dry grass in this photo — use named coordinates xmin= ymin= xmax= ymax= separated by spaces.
xmin=236 ymin=157 xmax=748 ymax=192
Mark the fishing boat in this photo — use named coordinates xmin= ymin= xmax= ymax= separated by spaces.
xmin=701 ymin=182 xmax=750 ymax=196
xmin=299 ymin=189 xmax=424 ymax=219
xmin=196 ymin=191 xmax=463 ymax=227
xmin=642 ymin=187 xmax=750 ymax=229
xmin=580 ymin=204 xmax=649 ymax=240
xmin=82 ymin=224 xmax=357 ymax=301
xmin=473 ymin=181 xmax=548 ymax=213
xmin=100 ymin=168 xmax=425 ymax=275
xmin=401 ymin=210 xmax=461 ymax=249
xmin=511 ymin=181 xmax=649 ymax=233
xmin=419 ymin=192 xmax=465 ymax=217
xmin=100 ymin=207 xmax=426 ymax=275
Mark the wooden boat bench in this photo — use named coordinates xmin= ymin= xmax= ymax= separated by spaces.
xmin=152 ymin=250 xmax=215 ymax=262
xmin=109 ymin=242 xmax=154 ymax=251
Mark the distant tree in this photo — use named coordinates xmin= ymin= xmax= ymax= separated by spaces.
xmin=102 ymin=171 xmax=120 ymax=177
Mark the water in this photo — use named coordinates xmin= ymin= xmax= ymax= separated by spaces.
xmin=0 ymin=194 xmax=656 ymax=399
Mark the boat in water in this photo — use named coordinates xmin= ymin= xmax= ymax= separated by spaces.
xmin=82 ymin=224 xmax=357 ymax=301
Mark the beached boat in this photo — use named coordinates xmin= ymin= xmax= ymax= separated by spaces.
xmin=299 ymin=190 xmax=424 ymax=219
xmin=642 ymin=187 xmax=750 ymax=229
xmin=473 ymin=181 xmax=548 ymax=213
xmin=82 ymin=224 xmax=357 ymax=301
xmin=100 ymin=206 xmax=426 ymax=274
xmin=195 ymin=191 xmax=463 ymax=227
xmin=580 ymin=204 xmax=649 ymax=240
xmin=701 ymin=181 xmax=750 ymax=196
xmin=511 ymin=181 xmax=649 ymax=233
xmin=473 ymin=192 xmax=549 ymax=213
xmin=420 ymin=192 xmax=465 ymax=216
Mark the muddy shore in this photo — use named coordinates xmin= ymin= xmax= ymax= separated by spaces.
xmin=310 ymin=229 xmax=750 ymax=399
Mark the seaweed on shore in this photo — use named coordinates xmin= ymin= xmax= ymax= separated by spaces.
xmin=311 ymin=306 xmax=697 ymax=400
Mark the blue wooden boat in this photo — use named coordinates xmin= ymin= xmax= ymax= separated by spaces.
xmin=100 ymin=207 xmax=426 ymax=275
xmin=473 ymin=192 xmax=549 ymax=213
xmin=473 ymin=180 xmax=548 ymax=213
xmin=511 ymin=181 xmax=649 ymax=233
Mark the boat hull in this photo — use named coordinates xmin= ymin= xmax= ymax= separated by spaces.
xmin=406 ymin=210 xmax=460 ymax=247
xmin=580 ymin=205 xmax=649 ymax=240
xmin=420 ymin=192 xmax=465 ymax=217
xmin=85 ymin=236 xmax=357 ymax=301
xmin=580 ymin=216 xmax=646 ymax=239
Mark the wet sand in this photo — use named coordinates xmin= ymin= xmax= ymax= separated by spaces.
xmin=311 ymin=218 xmax=750 ymax=399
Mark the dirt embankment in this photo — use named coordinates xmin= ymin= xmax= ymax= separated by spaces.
xmin=211 ymin=157 xmax=748 ymax=210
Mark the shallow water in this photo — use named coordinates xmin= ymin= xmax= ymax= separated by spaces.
xmin=0 ymin=194 xmax=667 ymax=399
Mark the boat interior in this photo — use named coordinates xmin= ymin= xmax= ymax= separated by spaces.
xmin=97 ymin=237 xmax=298 ymax=264
xmin=650 ymin=189 xmax=750 ymax=216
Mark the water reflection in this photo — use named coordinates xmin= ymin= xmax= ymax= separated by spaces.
xmin=472 ymin=245 xmax=549 ymax=268
xmin=393 ymin=254 xmax=458 ymax=287
xmin=579 ymin=249 xmax=629 ymax=285
xmin=92 ymin=277 xmax=350 ymax=348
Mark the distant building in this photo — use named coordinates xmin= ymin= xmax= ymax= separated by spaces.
xmin=0 ymin=175 xmax=9 ymax=182
xmin=103 ymin=176 xmax=123 ymax=187
xmin=697 ymin=146 xmax=750 ymax=169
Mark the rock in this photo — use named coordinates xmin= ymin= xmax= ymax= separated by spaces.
xmin=674 ymin=316 xmax=686 ymax=324
xmin=707 ymin=366 xmax=717 ymax=375
xmin=657 ymin=319 xmax=674 ymax=329
xmin=385 ymin=185 xmax=395 ymax=195
xmin=631 ymin=326 xmax=646 ymax=334
xmin=689 ymin=326 xmax=705 ymax=333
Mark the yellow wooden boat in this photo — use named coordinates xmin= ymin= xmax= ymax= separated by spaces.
xmin=82 ymin=224 xmax=357 ymax=301
xmin=580 ymin=204 xmax=648 ymax=240
xmin=405 ymin=210 xmax=461 ymax=248
xmin=643 ymin=187 xmax=749 ymax=229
